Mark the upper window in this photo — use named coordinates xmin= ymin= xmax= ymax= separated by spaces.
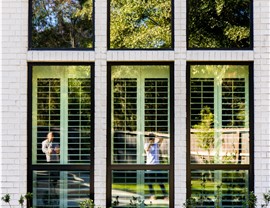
xmin=30 ymin=0 xmax=94 ymax=49
xmin=187 ymin=0 xmax=252 ymax=49
xmin=109 ymin=0 xmax=173 ymax=49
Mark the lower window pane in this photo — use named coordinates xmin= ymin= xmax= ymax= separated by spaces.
xmin=191 ymin=170 xmax=249 ymax=208
xmin=33 ymin=170 xmax=90 ymax=208
xmin=112 ymin=170 xmax=169 ymax=207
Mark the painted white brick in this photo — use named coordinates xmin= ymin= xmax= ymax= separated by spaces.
xmin=1 ymin=0 xmax=270 ymax=207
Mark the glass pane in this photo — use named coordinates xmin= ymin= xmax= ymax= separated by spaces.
xmin=191 ymin=170 xmax=249 ymax=208
xmin=188 ymin=0 xmax=251 ymax=49
xmin=111 ymin=65 xmax=170 ymax=164
xmin=68 ymin=78 xmax=91 ymax=164
xmin=190 ymin=65 xmax=250 ymax=164
xmin=32 ymin=65 xmax=92 ymax=165
xmin=112 ymin=170 xmax=169 ymax=207
xmin=109 ymin=0 xmax=172 ymax=49
xmin=33 ymin=170 xmax=90 ymax=208
xmin=31 ymin=0 xmax=94 ymax=49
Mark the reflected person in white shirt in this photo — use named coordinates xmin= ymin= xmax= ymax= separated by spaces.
xmin=42 ymin=132 xmax=60 ymax=163
xmin=144 ymin=133 xmax=168 ymax=201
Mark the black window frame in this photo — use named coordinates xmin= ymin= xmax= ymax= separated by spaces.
xmin=186 ymin=62 xmax=254 ymax=203
xmin=27 ymin=62 xmax=95 ymax=207
xmin=107 ymin=62 xmax=175 ymax=207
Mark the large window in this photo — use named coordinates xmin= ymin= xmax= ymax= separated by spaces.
xmin=109 ymin=0 xmax=173 ymax=49
xmin=108 ymin=64 xmax=174 ymax=207
xmin=30 ymin=0 xmax=94 ymax=49
xmin=187 ymin=0 xmax=252 ymax=49
xmin=28 ymin=64 xmax=94 ymax=207
xmin=187 ymin=63 xmax=253 ymax=207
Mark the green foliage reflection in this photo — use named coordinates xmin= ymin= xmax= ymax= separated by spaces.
xmin=188 ymin=0 xmax=251 ymax=48
xmin=110 ymin=0 xmax=172 ymax=49
xmin=31 ymin=0 xmax=93 ymax=48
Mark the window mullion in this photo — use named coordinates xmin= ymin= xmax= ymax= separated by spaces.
xmin=214 ymin=77 xmax=223 ymax=164
xmin=60 ymin=74 xmax=68 ymax=164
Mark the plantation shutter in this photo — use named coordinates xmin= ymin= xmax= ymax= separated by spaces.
xmin=32 ymin=66 xmax=91 ymax=164
xmin=111 ymin=66 xmax=170 ymax=164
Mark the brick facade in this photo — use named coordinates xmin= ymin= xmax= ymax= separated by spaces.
xmin=1 ymin=0 xmax=269 ymax=207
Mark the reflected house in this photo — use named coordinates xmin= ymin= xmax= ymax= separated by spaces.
xmin=190 ymin=128 xmax=249 ymax=164
xmin=113 ymin=131 xmax=137 ymax=164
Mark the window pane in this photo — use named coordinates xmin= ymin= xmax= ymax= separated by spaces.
xmin=190 ymin=65 xmax=250 ymax=164
xmin=31 ymin=0 xmax=94 ymax=49
xmin=188 ymin=0 xmax=252 ymax=49
xmin=111 ymin=65 xmax=170 ymax=164
xmin=191 ymin=170 xmax=249 ymax=208
xmin=32 ymin=65 xmax=92 ymax=164
xmin=112 ymin=170 xmax=169 ymax=207
xmin=68 ymin=78 xmax=92 ymax=164
xmin=33 ymin=170 xmax=90 ymax=207
xmin=109 ymin=0 xmax=172 ymax=49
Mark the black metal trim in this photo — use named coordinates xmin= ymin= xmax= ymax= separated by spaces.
xmin=27 ymin=62 xmax=95 ymax=205
xmin=186 ymin=62 xmax=254 ymax=200
xmin=248 ymin=62 xmax=254 ymax=193
xmin=186 ymin=64 xmax=191 ymax=197
xmin=107 ymin=62 xmax=174 ymax=207
xmin=27 ymin=64 xmax=33 ymax=208
xmin=107 ymin=0 xmax=174 ymax=50
xmin=186 ymin=0 xmax=254 ymax=50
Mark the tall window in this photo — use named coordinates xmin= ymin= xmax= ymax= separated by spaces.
xmin=187 ymin=63 xmax=253 ymax=207
xmin=109 ymin=0 xmax=173 ymax=49
xmin=28 ymin=64 xmax=94 ymax=207
xmin=187 ymin=0 xmax=252 ymax=49
xmin=108 ymin=64 xmax=174 ymax=207
xmin=30 ymin=0 xmax=94 ymax=49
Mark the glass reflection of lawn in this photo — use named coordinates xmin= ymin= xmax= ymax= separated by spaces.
xmin=191 ymin=177 xmax=247 ymax=207
xmin=112 ymin=183 xmax=169 ymax=207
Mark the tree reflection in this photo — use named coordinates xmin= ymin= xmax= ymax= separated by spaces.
xmin=31 ymin=0 xmax=93 ymax=48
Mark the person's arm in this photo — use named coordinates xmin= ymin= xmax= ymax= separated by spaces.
xmin=42 ymin=141 xmax=52 ymax=154
xmin=145 ymin=140 xmax=154 ymax=152
xmin=157 ymin=138 xmax=163 ymax=147
xmin=54 ymin=145 xmax=60 ymax=154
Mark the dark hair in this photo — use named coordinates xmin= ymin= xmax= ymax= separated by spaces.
xmin=148 ymin=133 xmax=155 ymax=139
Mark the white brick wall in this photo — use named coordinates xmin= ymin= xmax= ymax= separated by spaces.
xmin=1 ymin=0 xmax=270 ymax=207
xmin=253 ymin=0 xmax=270 ymax=205
xmin=1 ymin=0 xmax=28 ymax=207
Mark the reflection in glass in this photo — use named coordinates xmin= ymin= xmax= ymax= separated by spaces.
xmin=190 ymin=65 xmax=250 ymax=164
xmin=110 ymin=0 xmax=172 ymax=49
xmin=31 ymin=0 xmax=94 ymax=48
xmin=111 ymin=65 xmax=170 ymax=164
xmin=112 ymin=170 xmax=169 ymax=207
xmin=188 ymin=0 xmax=251 ymax=49
xmin=32 ymin=66 xmax=92 ymax=165
xmin=33 ymin=170 xmax=90 ymax=208
xmin=191 ymin=170 xmax=249 ymax=208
